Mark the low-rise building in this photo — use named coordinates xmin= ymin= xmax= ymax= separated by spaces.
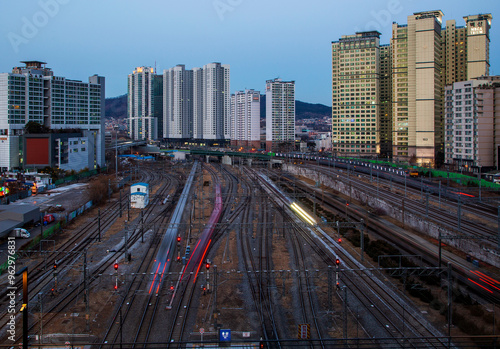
xmin=130 ymin=182 xmax=149 ymax=209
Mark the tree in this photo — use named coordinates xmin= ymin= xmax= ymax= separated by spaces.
xmin=24 ymin=121 xmax=49 ymax=134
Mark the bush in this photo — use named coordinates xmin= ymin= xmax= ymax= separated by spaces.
xmin=89 ymin=177 xmax=109 ymax=205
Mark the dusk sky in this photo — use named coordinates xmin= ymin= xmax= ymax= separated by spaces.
xmin=1 ymin=0 xmax=499 ymax=105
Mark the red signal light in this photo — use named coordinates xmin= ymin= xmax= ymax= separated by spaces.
xmin=177 ymin=236 xmax=181 ymax=243
xmin=53 ymin=262 xmax=57 ymax=270
xmin=338 ymin=238 xmax=342 ymax=243
xmin=114 ymin=262 xmax=118 ymax=270
xmin=170 ymin=285 xmax=174 ymax=290
xmin=114 ymin=285 xmax=118 ymax=290
xmin=336 ymin=258 xmax=340 ymax=265
xmin=206 ymin=263 xmax=210 ymax=270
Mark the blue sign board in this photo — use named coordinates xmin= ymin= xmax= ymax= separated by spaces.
xmin=219 ymin=329 xmax=231 ymax=342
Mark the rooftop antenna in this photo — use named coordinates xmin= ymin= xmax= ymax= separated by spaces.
xmin=154 ymin=60 xmax=157 ymax=74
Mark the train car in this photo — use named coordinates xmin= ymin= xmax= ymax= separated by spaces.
xmin=409 ymin=169 xmax=419 ymax=178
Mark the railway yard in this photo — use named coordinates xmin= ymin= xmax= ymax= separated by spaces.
xmin=1 ymin=156 xmax=500 ymax=348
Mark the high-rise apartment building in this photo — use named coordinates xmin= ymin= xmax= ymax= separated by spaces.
xmin=444 ymin=14 xmax=492 ymax=85
xmin=445 ymin=76 xmax=500 ymax=172
xmin=192 ymin=63 xmax=230 ymax=141
xmin=465 ymin=14 xmax=493 ymax=81
xmin=161 ymin=63 xmax=230 ymax=143
xmin=380 ymin=44 xmax=392 ymax=158
xmin=163 ymin=65 xmax=193 ymax=139
xmin=331 ymin=31 xmax=380 ymax=157
xmin=391 ymin=11 xmax=444 ymax=166
xmin=230 ymin=90 xmax=261 ymax=150
xmin=0 ymin=61 xmax=105 ymax=171
xmin=266 ymin=78 xmax=295 ymax=152
xmin=127 ymin=67 xmax=163 ymax=141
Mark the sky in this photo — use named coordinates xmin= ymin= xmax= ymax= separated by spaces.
xmin=1 ymin=0 xmax=499 ymax=106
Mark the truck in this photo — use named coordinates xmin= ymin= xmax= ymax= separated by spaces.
xmin=12 ymin=228 xmax=30 ymax=238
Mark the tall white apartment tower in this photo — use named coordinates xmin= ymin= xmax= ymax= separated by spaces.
xmin=265 ymin=78 xmax=295 ymax=152
xmin=163 ymin=65 xmax=193 ymax=139
xmin=128 ymin=67 xmax=163 ymax=141
xmin=0 ymin=61 xmax=105 ymax=171
xmin=230 ymin=90 xmax=261 ymax=150
xmin=192 ymin=63 xmax=230 ymax=141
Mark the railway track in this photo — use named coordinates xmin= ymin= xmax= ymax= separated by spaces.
xmin=256 ymin=169 xmax=450 ymax=347
xmin=307 ymin=163 xmax=499 ymax=245
xmin=3 ymin=163 xmax=178 ymax=344
xmin=239 ymin=167 xmax=282 ymax=347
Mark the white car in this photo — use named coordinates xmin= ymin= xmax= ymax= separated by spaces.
xmin=12 ymin=228 xmax=30 ymax=238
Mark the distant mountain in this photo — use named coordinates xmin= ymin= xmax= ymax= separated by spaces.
xmin=104 ymin=94 xmax=332 ymax=121
xmin=259 ymin=95 xmax=331 ymax=120
xmin=105 ymin=94 xmax=127 ymax=119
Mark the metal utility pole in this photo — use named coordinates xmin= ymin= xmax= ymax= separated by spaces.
xmin=15 ymin=267 xmax=28 ymax=349
xmin=360 ymin=219 xmax=365 ymax=262
xmin=447 ymin=262 xmax=453 ymax=348
xmin=98 ymin=208 xmax=101 ymax=242
xmin=404 ymin=175 xmax=407 ymax=198
xmin=213 ymin=265 xmax=218 ymax=330
xmin=84 ymin=250 xmax=90 ymax=332
xmin=343 ymin=286 xmax=348 ymax=340
xmin=328 ymin=266 xmax=333 ymax=313
xmin=124 ymin=221 xmax=129 ymax=262
xmin=119 ymin=189 xmax=122 ymax=218
xmin=38 ymin=293 xmax=43 ymax=345
xmin=141 ymin=209 xmax=144 ymax=243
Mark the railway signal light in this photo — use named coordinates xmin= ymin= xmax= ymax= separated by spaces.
xmin=114 ymin=284 xmax=118 ymax=290
xmin=336 ymin=258 xmax=340 ymax=265
xmin=206 ymin=262 xmax=210 ymax=270
xmin=177 ymin=236 xmax=181 ymax=243
xmin=114 ymin=261 xmax=118 ymax=271
xmin=53 ymin=261 xmax=57 ymax=270
xmin=170 ymin=285 xmax=174 ymax=291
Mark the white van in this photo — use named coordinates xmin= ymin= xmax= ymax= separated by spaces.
xmin=12 ymin=228 xmax=30 ymax=238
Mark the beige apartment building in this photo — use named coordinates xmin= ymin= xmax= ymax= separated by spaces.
xmin=389 ymin=11 xmax=492 ymax=167
xmin=391 ymin=11 xmax=444 ymax=167
xmin=331 ymin=31 xmax=380 ymax=157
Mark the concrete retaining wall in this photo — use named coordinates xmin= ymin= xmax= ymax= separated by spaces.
xmin=284 ymin=164 xmax=500 ymax=268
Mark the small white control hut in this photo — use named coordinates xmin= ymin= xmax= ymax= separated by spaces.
xmin=130 ymin=182 xmax=149 ymax=209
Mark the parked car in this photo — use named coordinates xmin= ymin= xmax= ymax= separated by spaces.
xmin=43 ymin=214 xmax=55 ymax=225
xmin=12 ymin=228 xmax=30 ymax=238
